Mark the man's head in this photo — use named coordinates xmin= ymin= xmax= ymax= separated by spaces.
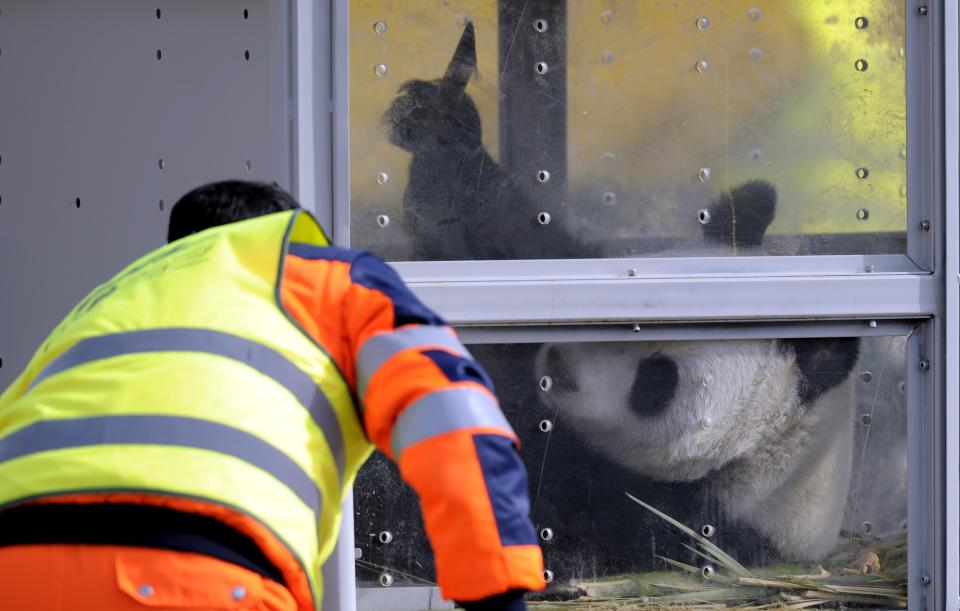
xmin=167 ymin=180 xmax=301 ymax=243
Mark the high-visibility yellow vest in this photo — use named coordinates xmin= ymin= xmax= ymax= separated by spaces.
xmin=0 ymin=210 xmax=373 ymax=608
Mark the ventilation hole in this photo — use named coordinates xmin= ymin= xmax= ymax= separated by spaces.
xmin=535 ymin=61 xmax=549 ymax=75
xmin=159 ymin=158 xmax=165 ymax=170
xmin=75 ymin=197 xmax=81 ymax=209
xmin=159 ymin=200 xmax=165 ymax=211
xmin=156 ymin=49 xmax=162 ymax=60
xmin=855 ymin=16 xmax=869 ymax=29
xmin=244 ymin=50 xmax=250 ymax=61
xmin=243 ymin=9 xmax=249 ymax=19
xmin=854 ymin=58 xmax=869 ymax=72
xmin=534 ymin=18 xmax=548 ymax=33
xmin=155 ymin=8 xmax=161 ymax=19
xmin=0 ymin=358 xmax=3 ymax=368
xmin=856 ymin=167 xmax=870 ymax=179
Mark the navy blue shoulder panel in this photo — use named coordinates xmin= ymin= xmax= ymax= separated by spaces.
xmin=473 ymin=434 xmax=538 ymax=548
xmin=420 ymin=349 xmax=495 ymax=394
xmin=287 ymin=243 xmax=446 ymax=328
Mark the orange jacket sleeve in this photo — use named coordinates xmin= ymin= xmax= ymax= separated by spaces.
xmin=280 ymin=244 xmax=544 ymax=603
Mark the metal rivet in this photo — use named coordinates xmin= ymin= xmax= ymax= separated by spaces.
xmin=698 ymin=167 xmax=711 ymax=182
xmin=231 ymin=586 xmax=248 ymax=601
xmin=861 ymin=371 xmax=874 ymax=383
xmin=861 ymin=413 xmax=873 ymax=426
xmin=701 ymin=373 xmax=713 ymax=387
xmin=918 ymin=6 xmax=928 ymax=16
xmin=854 ymin=58 xmax=869 ymax=72
xmin=698 ymin=209 xmax=711 ymax=225
xmin=700 ymin=417 xmax=713 ymax=430
xmin=701 ymin=524 xmax=716 ymax=538
xmin=537 ymin=211 xmax=551 ymax=225
xmin=861 ymin=521 xmax=874 ymax=535
xmin=868 ymin=320 xmax=878 ymax=328
xmin=373 ymin=21 xmax=387 ymax=34
xmin=695 ymin=59 xmax=709 ymax=73
xmin=748 ymin=48 xmax=764 ymax=61
xmin=602 ymin=191 xmax=617 ymax=205
xmin=696 ymin=16 xmax=710 ymax=30
xmin=535 ymin=61 xmax=549 ymax=75
xmin=376 ymin=214 xmax=390 ymax=228
xmin=633 ymin=323 xmax=641 ymax=333
xmin=898 ymin=380 xmax=906 ymax=394
xmin=538 ymin=419 xmax=553 ymax=433
xmin=919 ymin=360 xmax=930 ymax=371
xmin=379 ymin=573 xmax=394 ymax=587
xmin=539 ymin=376 xmax=553 ymax=392
xmin=378 ymin=531 xmax=393 ymax=544
xmin=751 ymin=148 xmax=764 ymax=160
xmin=748 ymin=8 xmax=761 ymax=21
xmin=138 ymin=584 xmax=155 ymax=598
xmin=627 ymin=268 xmax=638 ymax=277
xmin=702 ymin=565 xmax=716 ymax=579
xmin=920 ymin=220 xmax=931 ymax=231
xmin=376 ymin=171 xmax=389 ymax=185
xmin=374 ymin=63 xmax=388 ymax=77
xmin=855 ymin=16 xmax=869 ymax=29
xmin=245 ymin=160 xmax=253 ymax=171
xmin=536 ymin=169 xmax=551 ymax=183
xmin=899 ymin=145 xmax=907 ymax=159
xmin=543 ymin=569 xmax=555 ymax=583
xmin=539 ymin=527 xmax=554 ymax=541
xmin=600 ymin=51 xmax=614 ymax=64
xmin=600 ymin=10 xmax=613 ymax=23
xmin=856 ymin=167 xmax=870 ymax=179
xmin=534 ymin=18 xmax=548 ymax=33
xmin=158 ymin=158 xmax=165 ymax=170
xmin=921 ymin=573 xmax=931 ymax=585
xmin=856 ymin=208 xmax=870 ymax=221
xmin=864 ymin=265 xmax=875 ymax=273
xmin=355 ymin=547 xmax=362 ymax=559
xmin=159 ymin=200 xmax=165 ymax=211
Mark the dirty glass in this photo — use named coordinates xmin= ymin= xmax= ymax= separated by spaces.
xmin=354 ymin=335 xmax=908 ymax=608
xmin=349 ymin=1 xmax=907 ymax=260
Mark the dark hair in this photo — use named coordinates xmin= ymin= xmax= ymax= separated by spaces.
xmin=167 ymin=180 xmax=301 ymax=243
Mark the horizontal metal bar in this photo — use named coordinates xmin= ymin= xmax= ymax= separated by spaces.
xmin=457 ymin=320 xmax=920 ymax=345
xmin=406 ymin=273 xmax=938 ymax=327
xmin=393 ymin=254 xmax=922 ymax=282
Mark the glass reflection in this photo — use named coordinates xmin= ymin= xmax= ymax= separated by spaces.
xmin=350 ymin=1 xmax=906 ymax=260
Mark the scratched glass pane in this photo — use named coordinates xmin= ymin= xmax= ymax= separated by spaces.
xmin=354 ymin=335 xmax=908 ymax=607
xmin=349 ymin=1 xmax=906 ymax=261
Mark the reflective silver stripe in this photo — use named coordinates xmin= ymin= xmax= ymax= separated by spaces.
xmin=0 ymin=415 xmax=321 ymax=513
xmin=356 ymin=326 xmax=471 ymax=401
xmin=390 ymin=387 xmax=515 ymax=458
xmin=27 ymin=329 xmax=346 ymax=481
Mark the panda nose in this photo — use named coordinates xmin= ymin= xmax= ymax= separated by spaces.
xmin=544 ymin=346 xmax=580 ymax=393
xmin=629 ymin=356 xmax=679 ymax=417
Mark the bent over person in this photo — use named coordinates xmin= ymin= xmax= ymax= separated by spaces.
xmin=0 ymin=181 xmax=544 ymax=610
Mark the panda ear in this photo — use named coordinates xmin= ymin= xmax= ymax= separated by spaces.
xmin=702 ymin=180 xmax=777 ymax=248
xmin=782 ymin=337 xmax=860 ymax=405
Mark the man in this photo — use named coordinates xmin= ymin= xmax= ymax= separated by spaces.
xmin=0 ymin=180 xmax=544 ymax=610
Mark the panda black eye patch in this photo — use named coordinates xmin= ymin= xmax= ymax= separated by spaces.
xmin=628 ymin=356 xmax=679 ymax=418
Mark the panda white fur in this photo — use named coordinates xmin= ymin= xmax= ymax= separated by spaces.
xmin=536 ymin=339 xmax=906 ymax=561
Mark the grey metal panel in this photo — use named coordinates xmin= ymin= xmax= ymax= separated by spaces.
xmin=907 ymin=0 xmax=938 ymax=271
xmin=404 ymin=273 xmax=938 ymax=327
xmin=944 ymin=1 xmax=959 ymax=608
xmin=0 ymin=0 xmax=290 ymax=390
xmin=357 ymin=585 xmax=453 ymax=611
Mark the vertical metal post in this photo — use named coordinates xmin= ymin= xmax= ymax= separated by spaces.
xmin=498 ymin=1 xmax=567 ymax=225
xmin=943 ymin=2 xmax=959 ymax=609
xmin=294 ymin=0 xmax=357 ymax=609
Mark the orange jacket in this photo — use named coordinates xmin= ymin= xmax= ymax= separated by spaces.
xmin=281 ymin=243 xmax=544 ymax=602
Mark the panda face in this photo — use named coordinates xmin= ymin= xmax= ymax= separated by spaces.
xmin=535 ymin=339 xmax=805 ymax=481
